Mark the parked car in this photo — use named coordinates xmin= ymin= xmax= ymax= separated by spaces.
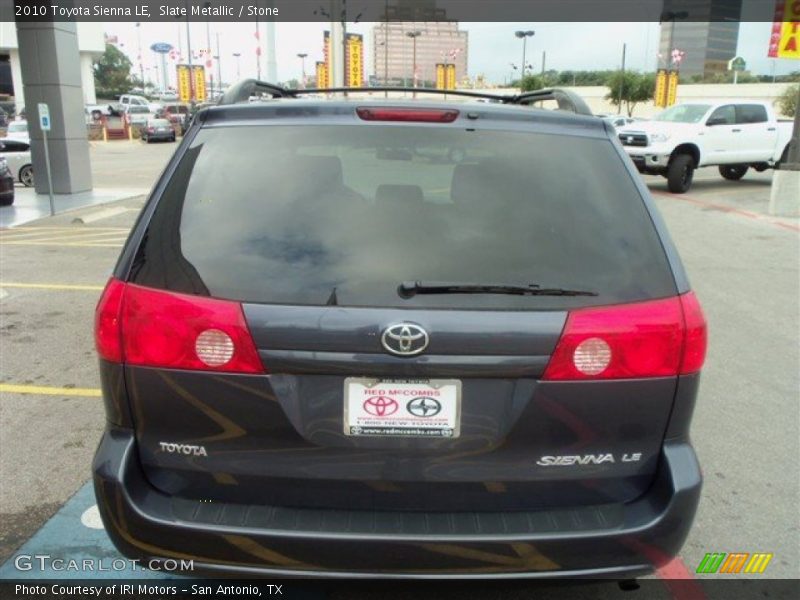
xmin=156 ymin=102 xmax=191 ymax=132
xmin=86 ymin=103 xmax=113 ymax=120
xmin=618 ymin=101 xmax=793 ymax=193
xmin=123 ymin=105 xmax=153 ymax=127
xmin=118 ymin=93 xmax=162 ymax=114
xmin=0 ymin=139 xmax=33 ymax=186
xmin=93 ymin=83 xmax=707 ymax=578
xmin=141 ymin=118 xmax=176 ymax=143
xmin=602 ymin=115 xmax=638 ymax=129
xmin=156 ymin=90 xmax=179 ymax=101
xmin=0 ymin=157 xmax=15 ymax=205
xmin=5 ymin=120 xmax=29 ymax=142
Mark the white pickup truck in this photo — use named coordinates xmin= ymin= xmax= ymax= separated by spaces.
xmin=618 ymin=101 xmax=793 ymax=193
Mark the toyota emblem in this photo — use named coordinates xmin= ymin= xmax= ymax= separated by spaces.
xmin=381 ymin=323 xmax=429 ymax=356
xmin=363 ymin=396 xmax=399 ymax=417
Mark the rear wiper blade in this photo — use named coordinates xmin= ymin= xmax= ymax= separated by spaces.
xmin=398 ymin=281 xmax=597 ymax=298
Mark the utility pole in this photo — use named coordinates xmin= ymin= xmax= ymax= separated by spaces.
xmin=541 ymin=51 xmax=546 ymax=77
xmin=617 ymin=43 xmax=626 ymax=115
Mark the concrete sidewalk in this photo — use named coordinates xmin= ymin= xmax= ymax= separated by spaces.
xmin=0 ymin=187 xmax=150 ymax=229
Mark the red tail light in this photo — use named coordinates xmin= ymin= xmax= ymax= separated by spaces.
xmin=94 ymin=279 xmax=263 ymax=374
xmin=146 ymin=127 xmax=155 ymax=133
xmin=356 ymin=107 xmax=459 ymax=123
xmin=542 ymin=293 xmax=706 ymax=381
xmin=95 ymin=278 xmax=125 ymax=362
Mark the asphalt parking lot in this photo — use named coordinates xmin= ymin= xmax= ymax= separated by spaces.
xmin=0 ymin=140 xmax=798 ymax=596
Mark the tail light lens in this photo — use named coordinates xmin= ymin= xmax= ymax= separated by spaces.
xmin=542 ymin=293 xmax=706 ymax=380
xmin=356 ymin=107 xmax=459 ymax=123
xmin=95 ymin=278 xmax=126 ymax=362
xmin=94 ymin=279 xmax=263 ymax=374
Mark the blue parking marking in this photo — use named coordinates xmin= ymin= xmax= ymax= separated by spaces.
xmin=0 ymin=482 xmax=167 ymax=579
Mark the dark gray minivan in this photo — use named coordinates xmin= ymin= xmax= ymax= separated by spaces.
xmin=93 ymin=82 xmax=707 ymax=578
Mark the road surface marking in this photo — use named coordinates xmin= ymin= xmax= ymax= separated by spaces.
xmin=0 ymin=384 xmax=101 ymax=397
xmin=73 ymin=206 xmax=130 ymax=224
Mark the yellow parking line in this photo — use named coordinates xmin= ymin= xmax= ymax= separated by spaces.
xmin=0 ymin=283 xmax=104 ymax=291
xmin=0 ymin=383 xmax=101 ymax=397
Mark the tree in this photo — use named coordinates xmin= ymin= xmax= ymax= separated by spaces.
xmin=519 ymin=74 xmax=547 ymax=91
xmin=93 ymin=44 xmax=134 ymax=98
xmin=606 ymin=71 xmax=655 ymax=117
xmin=776 ymin=83 xmax=799 ymax=118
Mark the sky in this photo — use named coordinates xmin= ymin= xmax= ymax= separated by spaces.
xmin=107 ymin=20 xmax=799 ymax=89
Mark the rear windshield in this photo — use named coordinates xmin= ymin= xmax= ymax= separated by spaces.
xmin=130 ymin=124 xmax=676 ymax=309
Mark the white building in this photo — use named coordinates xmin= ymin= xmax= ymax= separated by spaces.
xmin=0 ymin=22 xmax=105 ymax=111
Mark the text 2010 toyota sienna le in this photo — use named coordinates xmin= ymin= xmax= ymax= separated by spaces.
xmin=93 ymin=82 xmax=707 ymax=578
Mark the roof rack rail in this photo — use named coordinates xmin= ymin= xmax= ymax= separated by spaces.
xmin=506 ymin=88 xmax=593 ymax=116
xmin=218 ymin=79 xmax=296 ymax=105
xmin=217 ymin=80 xmax=593 ymax=116
xmin=299 ymin=86 xmax=509 ymax=103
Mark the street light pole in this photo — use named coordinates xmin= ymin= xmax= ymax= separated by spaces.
xmin=514 ymin=30 xmax=535 ymax=81
xmin=205 ymin=14 xmax=213 ymax=97
xmin=216 ymin=33 xmax=222 ymax=91
xmin=185 ymin=15 xmax=195 ymax=104
xmin=233 ymin=52 xmax=241 ymax=80
xmin=406 ymin=30 xmax=422 ymax=96
xmin=617 ymin=43 xmax=626 ymax=115
xmin=384 ymin=0 xmax=389 ymax=90
xmin=297 ymin=53 xmax=308 ymax=87
xmin=135 ymin=22 xmax=145 ymax=90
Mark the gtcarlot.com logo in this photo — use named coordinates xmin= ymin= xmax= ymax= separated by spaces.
xmin=696 ymin=552 xmax=773 ymax=574
xmin=13 ymin=554 xmax=194 ymax=572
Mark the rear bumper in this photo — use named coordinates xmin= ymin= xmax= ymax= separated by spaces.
xmin=93 ymin=428 xmax=701 ymax=578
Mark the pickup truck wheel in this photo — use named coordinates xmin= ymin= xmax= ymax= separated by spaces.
xmin=719 ymin=165 xmax=748 ymax=180
xmin=667 ymin=154 xmax=694 ymax=193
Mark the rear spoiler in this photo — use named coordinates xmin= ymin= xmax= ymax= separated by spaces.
xmin=217 ymin=79 xmax=593 ymax=116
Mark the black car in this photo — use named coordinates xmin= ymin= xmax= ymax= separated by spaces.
xmin=0 ymin=157 xmax=15 ymax=205
xmin=93 ymin=82 xmax=707 ymax=578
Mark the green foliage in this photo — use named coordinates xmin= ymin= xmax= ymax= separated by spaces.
xmin=93 ymin=44 xmax=134 ymax=98
xmin=605 ymin=71 xmax=655 ymax=117
xmin=519 ymin=74 xmax=547 ymax=91
xmin=776 ymin=83 xmax=799 ymax=118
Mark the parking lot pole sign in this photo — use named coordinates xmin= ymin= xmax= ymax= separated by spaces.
xmin=37 ymin=103 xmax=55 ymax=216
xmin=728 ymin=56 xmax=746 ymax=85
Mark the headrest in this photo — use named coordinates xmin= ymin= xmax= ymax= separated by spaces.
xmin=375 ymin=184 xmax=424 ymax=207
xmin=293 ymin=155 xmax=344 ymax=186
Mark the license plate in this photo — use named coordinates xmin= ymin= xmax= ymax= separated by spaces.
xmin=344 ymin=378 xmax=461 ymax=438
